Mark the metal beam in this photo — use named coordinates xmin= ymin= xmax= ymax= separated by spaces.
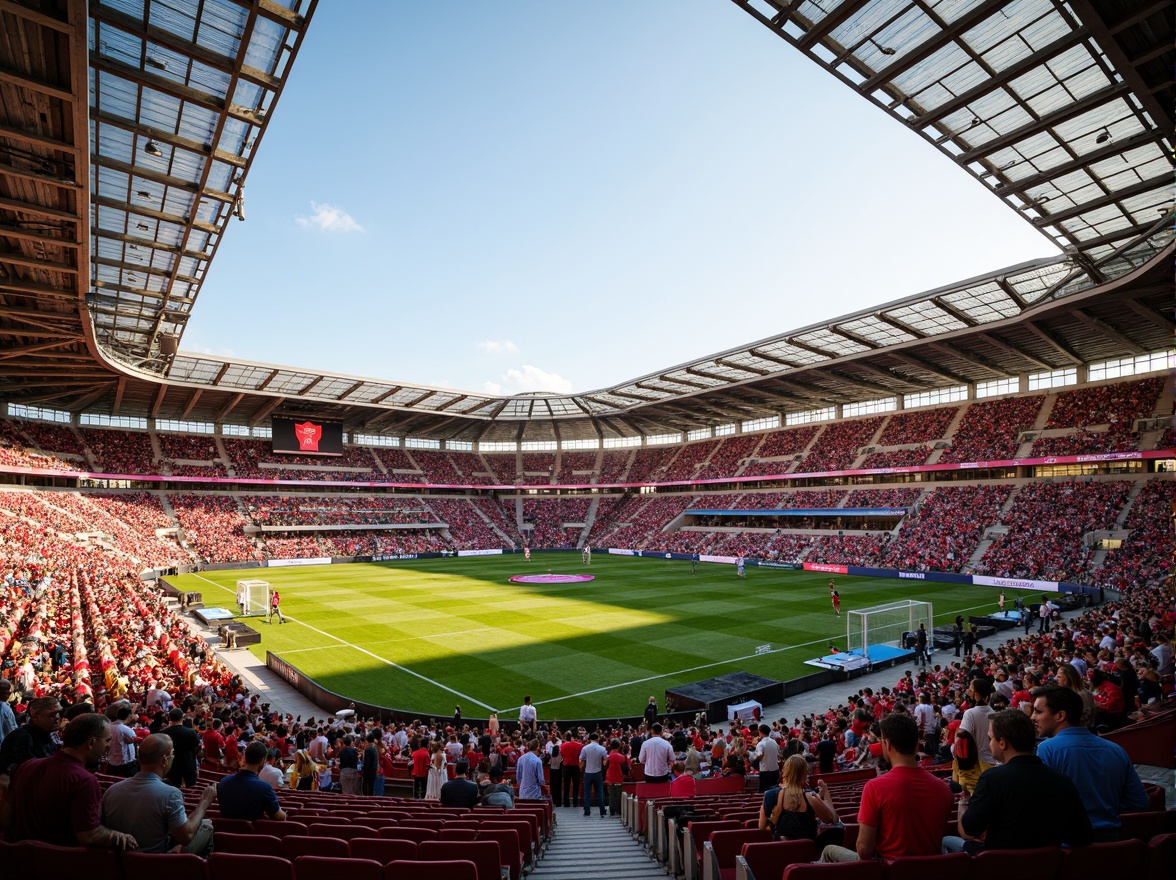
xmin=1121 ymin=298 xmax=1175 ymax=331
xmin=1023 ymin=321 xmax=1084 ymax=364
xmin=859 ymin=0 xmax=1011 ymax=93
xmin=796 ymin=0 xmax=872 ymax=51
xmin=995 ymin=130 xmax=1164 ymax=196
xmin=890 ymin=353 xmax=972 ymax=387
xmin=248 ymin=396 xmax=285 ymax=427
xmin=927 ymin=343 xmax=1008 ymax=378
xmin=1070 ymin=310 xmax=1147 ymax=355
xmin=973 ymin=332 xmax=1058 ymax=372
xmin=1035 ymin=175 xmax=1171 ymax=228
xmin=150 ymin=383 xmax=167 ymax=418
xmin=958 ymin=83 xmax=1132 ymax=164
xmin=911 ymin=27 xmax=1091 ymax=128
xmin=216 ymin=393 xmax=246 ymax=421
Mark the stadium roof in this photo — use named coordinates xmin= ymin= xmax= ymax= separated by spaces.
xmin=0 ymin=0 xmax=1172 ymax=445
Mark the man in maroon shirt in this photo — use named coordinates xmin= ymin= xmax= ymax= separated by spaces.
xmin=1 ymin=713 xmax=137 ymax=849
xmin=819 ymin=713 xmax=953 ymax=862
xmin=200 ymin=719 xmax=225 ymax=772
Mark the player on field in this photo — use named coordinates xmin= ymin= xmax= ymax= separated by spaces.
xmin=832 ymin=590 xmax=841 ymax=616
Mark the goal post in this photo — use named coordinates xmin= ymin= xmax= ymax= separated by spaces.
xmin=235 ymin=578 xmax=270 ymax=617
xmin=846 ymin=599 xmax=933 ymax=661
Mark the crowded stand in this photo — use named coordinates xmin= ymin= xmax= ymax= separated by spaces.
xmin=11 ymin=418 xmax=88 ymax=458
xmin=843 ymin=488 xmax=923 ymax=509
xmin=169 ymin=494 xmax=260 ymax=564
xmin=976 ymin=480 xmax=1131 ymax=583
xmin=482 ymin=453 xmax=517 ymax=484
xmin=695 ymin=434 xmax=762 ymax=481
xmin=520 ymin=498 xmax=589 ymax=548
xmin=749 ymin=424 xmax=820 ymax=460
xmin=0 ymin=419 xmax=80 ymax=470
xmin=1094 ymin=478 xmax=1176 ymax=591
xmin=859 ymin=445 xmax=932 ymax=468
xmin=1032 ymin=427 xmax=1141 ymax=457
xmin=876 ymin=406 xmax=960 ymax=446
xmin=519 ymin=453 xmax=556 ymax=485
xmin=468 ymin=497 xmax=520 ymax=545
xmin=590 ymin=495 xmax=692 ymax=549
xmin=157 ymin=432 xmax=221 ymax=463
xmin=624 ymin=447 xmax=677 ymax=483
xmin=687 ymin=493 xmax=746 ymax=510
xmin=1046 ymin=377 xmax=1165 ymax=432
xmin=806 ymin=533 xmax=890 ymax=566
xmin=660 ymin=440 xmax=719 ymax=482
xmin=81 ymin=428 xmax=157 ymax=475
xmin=556 ymin=450 xmax=599 ymax=483
xmin=598 ymin=449 xmax=633 ymax=483
xmin=242 ymin=495 xmax=440 ymax=526
xmin=221 ymin=438 xmax=375 ymax=482
xmin=408 ymin=448 xmax=466 ymax=484
xmin=372 ymin=446 xmax=424 ymax=479
xmin=800 ymin=416 xmax=884 ymax=473
xmin=426 ymin=497 xmax=511 ymax=549
xmin=882 ymin=485 xmax=1010 ymax=572
xmin=939 ymin=395 xmax=1044 ymax=463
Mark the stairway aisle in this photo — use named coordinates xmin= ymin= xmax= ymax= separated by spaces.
xmin=531 ymin=805 xmax=665 ymax=880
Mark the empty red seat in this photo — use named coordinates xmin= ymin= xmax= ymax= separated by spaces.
xmin=1059 ymin=839 xmax=1147 ymax=880
xmin=973 ymin=846 xmax=1061 ymax=877
xmin=350 ymin=837 xmax=419 ymax=863
xmin=739 ymin=839 xmax=818 ymax=880
xmin=704 ymin=828 xmax=773 ymax=880
xmin=215 ymin=832 xmax=284 ymax=857
xmin=209 ymin=852 xmax=294 ymax=880
xmin=782 ymin=861 xmax=884 ymax=879
xmin=308 ymin=823 xmax=374 ymax=841
xmin=421 ymin=840 xmax=502 ymax=880
xmin=384 ymin=859 xmax=478 ymax=880
xmin=124 ymin=851 xmax=209 ymax=880
xmin=210 ymin=817 xmax=254 ymax=834
xmin=281 ymin=835 xmax=351 ymax=860
xmin=294 ymin=855 xmax=383 ymax=880
xmin=884 ymin=851 xmax=973 ymax=880
xmin=255 ymin=820 xmax=309 ymax=838
xmin=377 ymin=826 xmax=439 ymax=843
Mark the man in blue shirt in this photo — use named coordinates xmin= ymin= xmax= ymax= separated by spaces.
xmin=1032 ymin=685 xmax=1147 ymax=841
xmin=217 ymin=742 xmax=287 ymax=821
xmin=516 ymin=738 xmax=546 ymax=800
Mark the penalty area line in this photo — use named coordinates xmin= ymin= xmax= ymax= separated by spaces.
xmin=188 ymin=573 xmax=497 ymax=712
xmin=533 ymin=597 xmax=1003 ymax=709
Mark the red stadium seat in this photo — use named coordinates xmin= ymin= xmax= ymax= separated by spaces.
xmin=294 ymin=855 xmax=383 ymax=880
xmin=28 ymin=842 xmax=118 ymax=877
xmin=210 ymin=817 xmax=255 ymax=834
xmin=307 ymin=823 xmax=375 ymax=841
xmin=385 ymin=859 xmax=479 ymax=880
xmin=1146 ymin=832 xmax=1176 ymax=880
xmin=209 ymin=852 xmax=294 ymax=880
xmin=377 ymin=826 xmax=439 ymax=843
xmin=0 ymin=841 xmax=36 ymax=876
xmin=782 ymin=861 xmax=884 ymax=879
xmin=215 ymin=831 xmax=284 ymax=857
xmin=1059 ymin=840 xmax=1147 ymax=880
xmin=255 ymin=819 xmax=310 ymax=838
xmin=738 ymin=839 xmax=819 ymax=880
xmin=349 ymin=837 xmax=419 ymax=863
xmin=420 ymin=840 xmax=502 ymax=880
xmin=123 ymin=852 xmax=208 ymax=880
xmin=884 ymin=852 xmax=973 ymax=880
xmin=703 ymin=828 xmax=773 ymax=880
xmin=973 ymin=846 xmax=1061 ymax=877
xmin=281 ymin=835 xmax=351 ymax=860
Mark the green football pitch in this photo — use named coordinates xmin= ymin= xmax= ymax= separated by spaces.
xmin=166 ymin=554 xmax=1003 ymax=721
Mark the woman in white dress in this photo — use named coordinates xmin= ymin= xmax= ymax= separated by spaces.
xmin=425 ymin=740 xmax=446 ymax=799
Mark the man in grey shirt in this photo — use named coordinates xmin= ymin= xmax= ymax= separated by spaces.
xmin=579 ymin=732 xmax=609 ymax=817
xmin=102 ymin=734 xmax=216 ymax=855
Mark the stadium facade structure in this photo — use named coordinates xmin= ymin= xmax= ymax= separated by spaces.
xmin=0 ymin=0 xmax=1171 ymax=449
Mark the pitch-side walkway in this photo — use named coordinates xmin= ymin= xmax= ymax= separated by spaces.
xmin=532 ymin=806 xmax=662 ymax=880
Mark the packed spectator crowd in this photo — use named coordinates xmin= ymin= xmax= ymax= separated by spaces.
xmin=801 ymin=417 xmax=884 ymax=473
xmin=83 ymin=429 xmax=157 ymax=475
xmin=170 ymin=495 xmax=261 ymax=564
xmin=940 ymin=395 xmax=1044 ymax=463
xmin=556 ymin=451 xmax=599 ymax=483
xmin=660 ymin=440 xmax=719 ymax=482
xmin=881 ymin=485 xmax=1010 ymax=573
xmin=695 ymin=434 xmax=761 ymax=481
xmin=975 ymin=481 xmax=1130 ymax=582
xmin=859 ymin=446 xmax=933 ymax=468
xmin=876 ymin=406 xmax=960 ymax=446
xmin=597 ymin=449 xmax=633 ymax=484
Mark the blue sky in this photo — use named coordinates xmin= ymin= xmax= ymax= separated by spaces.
xmin=186 ymin=0 xmax=1059 ymax=396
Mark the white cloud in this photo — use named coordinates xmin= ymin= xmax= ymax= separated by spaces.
xmin=482 ymin=364 xmax=574 ymax=396
xmin=476 ymin=340 xmax=519 ymax=356
xmin=295 ymin=202 xmax=364 ymax=233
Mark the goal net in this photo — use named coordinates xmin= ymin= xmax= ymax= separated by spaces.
xmin=235 ymin=579 xmax=270 ymax=617
xmin=846 ymin=599 xmax=933 ymax=661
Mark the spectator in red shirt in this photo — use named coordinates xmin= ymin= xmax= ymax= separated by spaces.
xmin=559 ymin=732 xmax=584 ymax=809
xmin=200 ymin=719 xmax=225 ymax=772
xmin=819 ymin=713 xmax=953 ymax=862
xmin=410 ymin=738 xmax=430 ymax=799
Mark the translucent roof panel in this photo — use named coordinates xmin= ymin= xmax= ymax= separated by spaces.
xmin=940 ymin=283 xmax=1021 ymax=323
xmin=883 ymin=301 xmax=969 ymax=336
xmin=793 ymin=328 xmax=871 ymax=356
xmin=838 ymin=316 xmax=917 ymax=347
